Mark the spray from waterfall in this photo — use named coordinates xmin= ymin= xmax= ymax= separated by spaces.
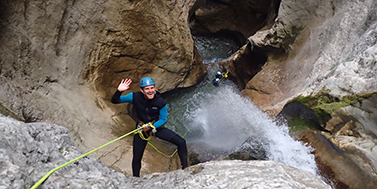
xmin=168 ymin=80 xmax=318 ymax=175
xmin=165 ymin=35 xmax=319 ymax=176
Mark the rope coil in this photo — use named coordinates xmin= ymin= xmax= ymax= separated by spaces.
xmin=135 ymin=122 xmax=156 ymax=141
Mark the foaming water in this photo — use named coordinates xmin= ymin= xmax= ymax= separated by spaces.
xmin=166 ymin=79 xmax=318 ymax=175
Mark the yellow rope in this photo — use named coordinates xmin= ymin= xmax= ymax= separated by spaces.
xmin=31 ymin=123 xmax=189 ymax=188
xmin=147 ymin=143 xmax=177 ymax=158
xmin=146 ymin=128 xmax=189 ymax=158
xmin=135 ymin=122 xmax=156 ymax=141
xmin=30 ymin=127 xmax=144 ymax=189
xmin=219 ymin=71 xmax=229 ymax=82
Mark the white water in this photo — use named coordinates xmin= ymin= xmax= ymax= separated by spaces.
xmin=169 ymin=81 xmax=318 ymax=175
xmin=165 ymin=35 xmax=319 ymax=176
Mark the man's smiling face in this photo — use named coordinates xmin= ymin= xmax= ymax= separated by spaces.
xmin=140 ymin=85 xmax=156 ymax=100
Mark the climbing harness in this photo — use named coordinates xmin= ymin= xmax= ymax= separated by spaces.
xmin=135 ymin=121 xmax=157 ymax=141
xmin=30 ymin=126 xmax=146 ymax=189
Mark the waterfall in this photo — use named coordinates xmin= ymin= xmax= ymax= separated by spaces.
xmin=164 ymin=35 xmax=319 ymax=176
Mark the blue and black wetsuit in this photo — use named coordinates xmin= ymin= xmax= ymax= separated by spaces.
xmin=111 ymin=90 xmax=188 ymax=177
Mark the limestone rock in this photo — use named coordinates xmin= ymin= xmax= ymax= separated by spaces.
xmin=190 ymin=0 xmax=280 ymax=43
xmin=0 ymin=114 xmax=131 ymax=189
xmin=133 ymin=160 xmax=331 ymax=189
xmin=0 ymin=0 xmax=206 ymax=176
xmin=325 ymin=116 xmax=344 ymax=132
xmin=300 ymin=131 xmax=377 ymax=189
xmin=335 ymin=120 xmax=356 ymax=136
xmin=240 ymin=0 xmax=377 ymax=113
xmin=328 ymin=94 xmax=377 ymax=176
xmin=337 ymin=94 xmax=377 ymax=138
xmin=332 ymin=134 xmax=377 ymax=179
xmin=220 ymin=38 xmax=268 ymax=89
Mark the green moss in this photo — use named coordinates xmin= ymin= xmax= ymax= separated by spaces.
xmin=287 ymin=118 xmax=322 ymax=132
xmin=290 ymin=88 xmax=377 ymax=125
xmin=287 ymin=118 xmax=309 ymax=132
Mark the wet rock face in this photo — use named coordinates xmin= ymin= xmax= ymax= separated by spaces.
xmin=276 ymin=101 xmax=320 ymax=125
xmin=187 ymin=137 xmax=268 ymax=166
xmin=190 ymin=0 xmax=281 ymax=43
xmin=299 ymin=131 xmax=377 ymax=189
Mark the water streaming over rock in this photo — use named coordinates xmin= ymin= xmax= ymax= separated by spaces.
xmin=164 ymin=35 xmax=319 ymax=176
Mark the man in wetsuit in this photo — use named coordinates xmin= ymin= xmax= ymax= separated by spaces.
xmin=111 ymin=76 xmax=188 ymax=177
xmin=213 ymin=71 xmax=228 ymax=86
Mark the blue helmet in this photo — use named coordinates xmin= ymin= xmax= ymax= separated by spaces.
xmin=140 ymin=76 xmax=156 ymax=88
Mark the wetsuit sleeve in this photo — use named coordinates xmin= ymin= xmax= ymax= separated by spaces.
xmin=111 ymin=90 xmax=133 ymax=104
xmin=153 ymin=104 xmax=168 ymax=128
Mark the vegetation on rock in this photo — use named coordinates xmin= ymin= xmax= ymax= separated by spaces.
xmin=287 ymin=88 xmax=376 ymax=131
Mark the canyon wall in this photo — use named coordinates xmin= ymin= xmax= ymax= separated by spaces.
xmin=0 ymin=0 xmax=206 ymax=175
